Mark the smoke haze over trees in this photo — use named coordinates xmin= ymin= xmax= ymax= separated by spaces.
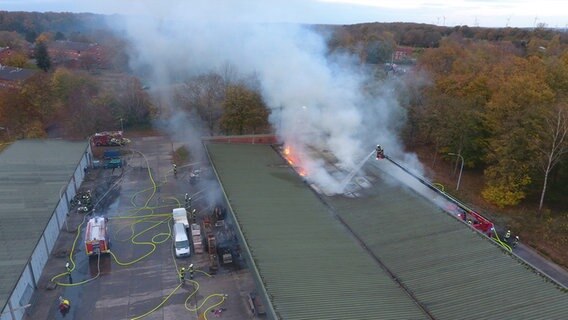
xmin=0 ymin=10 xmax=567 ymax=206
xmin=0 ymin=10 xmax=566 ymax=208
xmin=0 ymin=9 xmax=566 ymax=267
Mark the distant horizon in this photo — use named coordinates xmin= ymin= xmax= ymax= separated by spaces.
xmin=1 ymin=10 xmax=566 ymax=31
xmin=1 ymin=0 xmax=568 ymax=29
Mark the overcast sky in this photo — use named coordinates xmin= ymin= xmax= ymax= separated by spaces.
xmin=1 ymin=0 xmax=568 ymax=28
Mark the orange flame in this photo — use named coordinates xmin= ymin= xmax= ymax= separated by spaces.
xmin=283 ymin=144 xmax=308 ymax=177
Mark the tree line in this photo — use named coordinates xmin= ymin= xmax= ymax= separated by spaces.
xmin=174 ymin=67 xmax=270 ymax=136
xmin=0 ymin=69 xmax=153 ymax=139
xmin=0 ymin=65 xmax=271 ymax=141
xmin=404 ymin=36 xmax=568 ymax=211
xmin=0 ymin=11 xmax=105 ymax=43
xmin=322 ymin=22 xmax=568 ymax=65
xmin=1 ymin=11 xmax=566 ymax=211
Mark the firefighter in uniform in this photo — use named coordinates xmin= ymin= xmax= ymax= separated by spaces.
xmin=189 ymin=264 xmax=194 ymax=280
xmin=504 ymin=229 xmax=511 ymax=243
xmin=173 ymin=164 xmax=177 ymax=176
xmin=376 ymin=145 xmax=385 ymax=159
xmin=185 ymin=193 xmax=191 ymax=210
xmin=180 ymin=267 xmax=186 ymax=283
xmin=59 ymin=296 xmax=71 ymax=316
xmin=65 ymin=261 xmax=73 ymax=283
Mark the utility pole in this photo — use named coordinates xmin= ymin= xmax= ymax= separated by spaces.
xmin=448 ymin=153 xmax=464 ymax=191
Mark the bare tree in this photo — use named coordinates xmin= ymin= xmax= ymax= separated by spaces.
xmin=120 ymin=77 xmax=153 ymax=124
xmin=219 ymin=61 xmax=237 ymax=90
xmin=178 ymin=72 xmax=225 ymax=135
xmin=537 ymin=103 xmax=568 ymax=211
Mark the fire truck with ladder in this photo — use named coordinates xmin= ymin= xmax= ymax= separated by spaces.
xmin=377 ymin=145 xmax=505 ymax=243
xmin=91 ymin=131 xmax=128 ymax=146
xmin=85 ymin=216 xmax=111 ymax=256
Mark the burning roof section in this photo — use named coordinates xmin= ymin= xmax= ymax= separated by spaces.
xmin=206 ymin=142 xmax=429 ymax=320
xmin=207 ymin=140 xmax=568 ymax=319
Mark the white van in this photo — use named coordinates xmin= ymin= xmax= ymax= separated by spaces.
xmin=173 ymin=223 xmax=191 ymax=257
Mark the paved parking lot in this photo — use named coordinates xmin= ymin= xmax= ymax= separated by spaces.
xmin=25 ymin=135 xmax=261 ymax=320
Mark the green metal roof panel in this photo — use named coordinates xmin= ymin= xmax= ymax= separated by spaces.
xmin=207 ymin=143 xmax=428 ymax=320
xmin=327 ymin=160 xmax=568 ymax=320
xmin=0 ymin=140 xmax=87 ymax=311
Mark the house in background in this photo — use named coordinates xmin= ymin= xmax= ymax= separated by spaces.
xmin=0 ymin=65 xmax=37 ymax=89
xmin=48 ymin=40 xmax=105 ymax=69
xmin=393 ymin=46 xmax=415 ymax=62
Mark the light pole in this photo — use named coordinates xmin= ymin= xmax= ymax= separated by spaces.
xmin=448 ymin=153 xmax=464 ymax=191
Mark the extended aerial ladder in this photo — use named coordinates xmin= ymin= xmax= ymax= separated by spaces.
xmin=375 ymin=147 xmax=495 ymax=239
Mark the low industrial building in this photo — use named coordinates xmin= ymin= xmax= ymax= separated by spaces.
xmin=206 ymin=141 xmax=568 ymax=320
xmin=0 ymin=140 xmax=91 ymax=320
xmin=2 ymin=136 xmax=567 ymax=320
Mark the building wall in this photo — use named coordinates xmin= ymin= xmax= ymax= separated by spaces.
xmin=0 ymin=265 xmax=34 ymax=320
xmin=44 ymin=214 xmax=59 ymax=253
xmin=1 ymin=143 xmax=92 ymax=320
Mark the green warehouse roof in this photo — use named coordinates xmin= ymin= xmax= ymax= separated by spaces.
xmin=207 ymin=143 xmax=429 ymax=320
xmin=207 ymin=142 xmax=568 ymax=320
xmin=0 ymin=140 xmax=87 ymax=312
xmin=326 ymin=159 xmax=568 ymax=320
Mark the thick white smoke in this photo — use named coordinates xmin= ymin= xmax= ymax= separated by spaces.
xmin=104 ymin=0 xmax=423 ymax=195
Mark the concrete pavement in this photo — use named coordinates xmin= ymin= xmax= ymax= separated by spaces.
xmin=24 ymin=135 xmax=262 ymax=320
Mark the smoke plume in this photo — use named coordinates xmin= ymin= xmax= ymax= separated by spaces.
xmin=105 ymin=0 xmax=423 ymax=195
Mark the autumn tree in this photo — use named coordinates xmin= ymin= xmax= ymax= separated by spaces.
xmin=63 ymin=88 xmax=113 ymax=136
xmin=221 ymin=84 xmax=268 ymax=135
xmin=3 ymin=51 xmax=28 ymax=68
xmin=36 ymin=32 xmax=53 ymax=44
xmin=49 ymin=69 xmax=106 ymax=136
xmin=0 ymin=73 xmax=53 ymax=138
xmin=0 ymin=88 xmax=27 ymax=138
xmin=482 ymin=56 xmax=554 ymax=207
xmin=416 ymin=40 xmax=497 ymax=166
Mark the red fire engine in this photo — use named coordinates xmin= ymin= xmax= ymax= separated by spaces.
xmin=446 ymin=203 xmax=494 ymax=237
xmin=467 ymin=210 xmax=494 ymax=237
xmin=91 ymin=131 xmax=126 ymax=146
xmin=85 ymin=216 xmax=110 ymax=256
